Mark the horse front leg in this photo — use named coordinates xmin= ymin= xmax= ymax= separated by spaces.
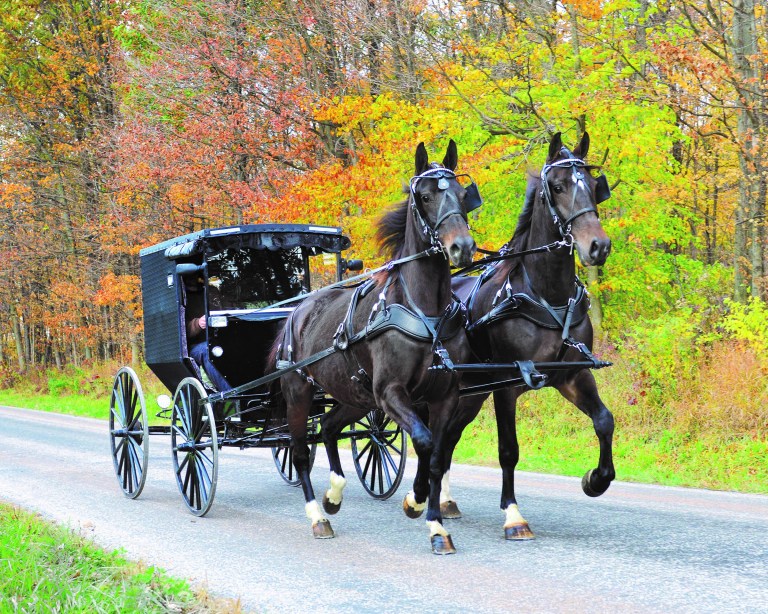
xmin=557 ymin=369 xmax=616 ymax=497
xmin=374 ymin=386 xmax=438 ymax=539
xmin=284 ymin=374 xmax=334 ymax=539
xmin=319 ymin=404 xmax=365 ymax=515
xmin=423 ymin=395 xmax=462 ymax=555
xmin=437 ymin=393 xmax=487 ymax=519
xmin=493 ymin=387 xmax=535 ymax=540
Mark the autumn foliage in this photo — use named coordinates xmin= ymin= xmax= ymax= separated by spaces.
xmin=0 ymin=0 xmax=766 ymax=410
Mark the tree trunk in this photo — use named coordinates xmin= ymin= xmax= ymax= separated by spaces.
xmin=11 ymin=310 xmax=26 ymax=372
xmin=131 ymin=337 xmax=140 ymax=368
xmin=587 ymin=267 xmax=603 ymax=331
xmin=732 ymin=0 xmax=760 ymax=300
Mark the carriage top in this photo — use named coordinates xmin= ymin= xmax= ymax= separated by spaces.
xmin=139 ymin=223 xmax=353 ymax=393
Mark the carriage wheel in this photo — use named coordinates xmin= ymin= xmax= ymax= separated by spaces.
xmin=171 ymin=378 xmax=219 ymax=516
xmin=272 ymin=420 xmax=317 ymax=486
xmin=109 ymin=367 xmax=149 ymax=499
xmin=350 ymin=409 xmax=407 ymax=500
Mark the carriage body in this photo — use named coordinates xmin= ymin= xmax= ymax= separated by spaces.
xmin=139 ymin=224 xmax=351 ymax=395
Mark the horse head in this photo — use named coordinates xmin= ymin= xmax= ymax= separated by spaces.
xmin=541 ymin=132 xmax=611 ymax=266
xmin=409 ymin=140 xmax=480 ymax=267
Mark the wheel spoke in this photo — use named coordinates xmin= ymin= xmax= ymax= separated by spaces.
xmin=194 ymin=455 xmax=210 ymax=500
xmin=353 ymin=438 xmax=373 ymax=462
xmin=176 ymin=452 xmax=190 ymax=476
xmin=380 ymin=444 xmax=399 ymax=477
xmin=361 ymin=443 xmax=375 ymax=483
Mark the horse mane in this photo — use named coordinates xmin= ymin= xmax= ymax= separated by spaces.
xmin=497 ymin=170 xmax=539 ymax=278
xmin=375 ymin=195 xmax=410 ymax=260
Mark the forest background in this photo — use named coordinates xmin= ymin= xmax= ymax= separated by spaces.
xmin=0 ymin=0 xmax=766 ymax=492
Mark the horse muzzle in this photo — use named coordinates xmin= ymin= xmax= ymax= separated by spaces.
xmin=447 ymin=234 xmax=477 ymax=268
xmin=577 ymin=235 xmax=611 ymax=267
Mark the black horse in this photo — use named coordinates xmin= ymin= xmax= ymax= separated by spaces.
xmin=448 ymin=131 xmax=614 ymax=539
xmin=269 ymin=141 xmax=480 ymax=554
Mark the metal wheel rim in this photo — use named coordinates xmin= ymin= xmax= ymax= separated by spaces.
xmin=109 ymin=366 xmax=149 ymax=499
xmin=171 ymin=378 xmax=218 ymax=516
xmin=350 ymin=409 xmax=407 ymax=500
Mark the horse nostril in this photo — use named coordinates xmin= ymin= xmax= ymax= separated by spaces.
xmin=590 ymin=238 xmax=611 ymax=261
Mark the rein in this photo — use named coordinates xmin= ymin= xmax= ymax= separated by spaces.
xmin=451 ymin=236 xmax=573 ymax=277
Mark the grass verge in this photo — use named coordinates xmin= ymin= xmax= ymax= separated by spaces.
xmin=0 ymin=502 xmax=241 ymax=613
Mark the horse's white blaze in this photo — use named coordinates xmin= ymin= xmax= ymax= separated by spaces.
xmin=305 ymin=500 xmax=325 ymax=524
xmin=405 ymin=490 xmax=426 ymax=512
xmin=440 ymin=471 xmax=454 ymax=504
xmin=325 ymin=471 xmax=346 ymax=505
xmin=503 ymin=503 xmax=528 ymax=527
xmin=427 ymin=520 xmax=449 ymax=537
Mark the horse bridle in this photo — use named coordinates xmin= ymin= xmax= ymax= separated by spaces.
xmin=409 ymin=165 xmax=483 ymax=249
xmin=540 ymin=149 xmax=610 ymax=239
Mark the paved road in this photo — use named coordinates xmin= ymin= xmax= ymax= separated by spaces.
xmin=1 ymin=405 xmax=767 ymax=613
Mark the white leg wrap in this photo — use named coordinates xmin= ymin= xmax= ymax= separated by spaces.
xmin=325 ymin=471 xmax=347 ymax=506
xmin=305 ymin=500 xmax=325 ymax=524
xmin=440 ymin=471 xmax=454 ymax=504
xmin=406 ymin=490 xmax=427 ymax=513
xmin=427 ymin=520 xmax=449 ymax=537
xmin=503 ymin=503 xmax=528 ymax=528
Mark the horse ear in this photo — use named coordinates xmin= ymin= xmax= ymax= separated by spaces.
xmin=415 ymin=142 xmax=429 ymax=176
xmin=442 ymin=139 xmax=458 ymax=171
xmin=573 ymin=132 xmax=590 ymax=159
xmin=547 ymin=132 xmax=563 ymax=162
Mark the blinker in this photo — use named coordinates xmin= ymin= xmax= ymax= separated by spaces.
xmin=595 ymin=174 xmax=611 ymax=204
xmin=464 ymin=182 xmax=483 ymax=212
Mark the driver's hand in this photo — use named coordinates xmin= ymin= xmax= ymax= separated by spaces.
xmin=198 ymin=316 xmax=207 ymax=329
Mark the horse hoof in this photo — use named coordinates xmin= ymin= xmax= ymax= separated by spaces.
xmin=582 ymin=469 xmax=610 ymax=497
xmin=312 ymin=519 xmax=335 ymax=539
xmin=322 ymin=493 xmax=341 ymax=515
xmin=440 ymin=500 xmax=462 ymax=519
xmin=431 ymin=534 xmax=457 ymax=555
xmin=505 ymin=523 xmax=535 ymax=540
xmin=403 ymin=496 xmax=425 ymax=519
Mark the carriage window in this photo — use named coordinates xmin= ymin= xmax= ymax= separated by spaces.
xmin=207 ymin=247 xmax=305 ymax=309
xmin=308 ymin=251 xmax=339 ymax=290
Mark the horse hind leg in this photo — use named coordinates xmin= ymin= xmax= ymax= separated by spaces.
xmin=438 ymin=394 xmax=488 ymax=520
xmin=319 ymin=404 xmax=363 ymax=515
xmin=558 ymin=370 xmax=616 ymax=497
xmin=284 ymin=374 xmax=335 ymax=538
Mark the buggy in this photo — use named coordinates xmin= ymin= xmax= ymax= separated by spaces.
xmin=109 ymin=224 xmax=407 ymax=516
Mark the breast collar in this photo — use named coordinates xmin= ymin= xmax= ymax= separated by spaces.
xmin=464 ymin=263 xmax=590 ymax=338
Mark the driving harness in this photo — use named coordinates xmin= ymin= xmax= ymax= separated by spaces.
xmin=275 ymin=163 xmax=479 ymax=398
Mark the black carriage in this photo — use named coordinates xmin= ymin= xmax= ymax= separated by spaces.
xmin=109 ymin=224 xmax=407 ymax=516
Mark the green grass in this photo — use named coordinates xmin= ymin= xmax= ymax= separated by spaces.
xmin=0 ymin=502 xmax=217 ymax=613
xmin=0 ymin=389 xmax=107 ymax=419
xmin=453 ymin=387 xmax=768 ymax=494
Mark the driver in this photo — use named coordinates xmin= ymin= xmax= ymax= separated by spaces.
xmin=186 ymin=277 xmax=232 ymax=392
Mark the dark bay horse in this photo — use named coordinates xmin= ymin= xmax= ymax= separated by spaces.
xmin=270 ymin=141 xmax=480 ymax=553
xmin=448 ymin=131 xmax=614 ymax=539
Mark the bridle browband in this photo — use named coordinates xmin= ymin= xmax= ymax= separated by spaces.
xmin=540 ymin=148 xmax=610 ymax=239
xmin=409 ymin=164 xmax=482 ymax=250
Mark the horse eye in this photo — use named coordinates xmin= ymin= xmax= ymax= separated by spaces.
xmin=552 ymin=184 xmax=564 ymax=194
xmin=421 ymin=193 xmax=431 ymax=203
